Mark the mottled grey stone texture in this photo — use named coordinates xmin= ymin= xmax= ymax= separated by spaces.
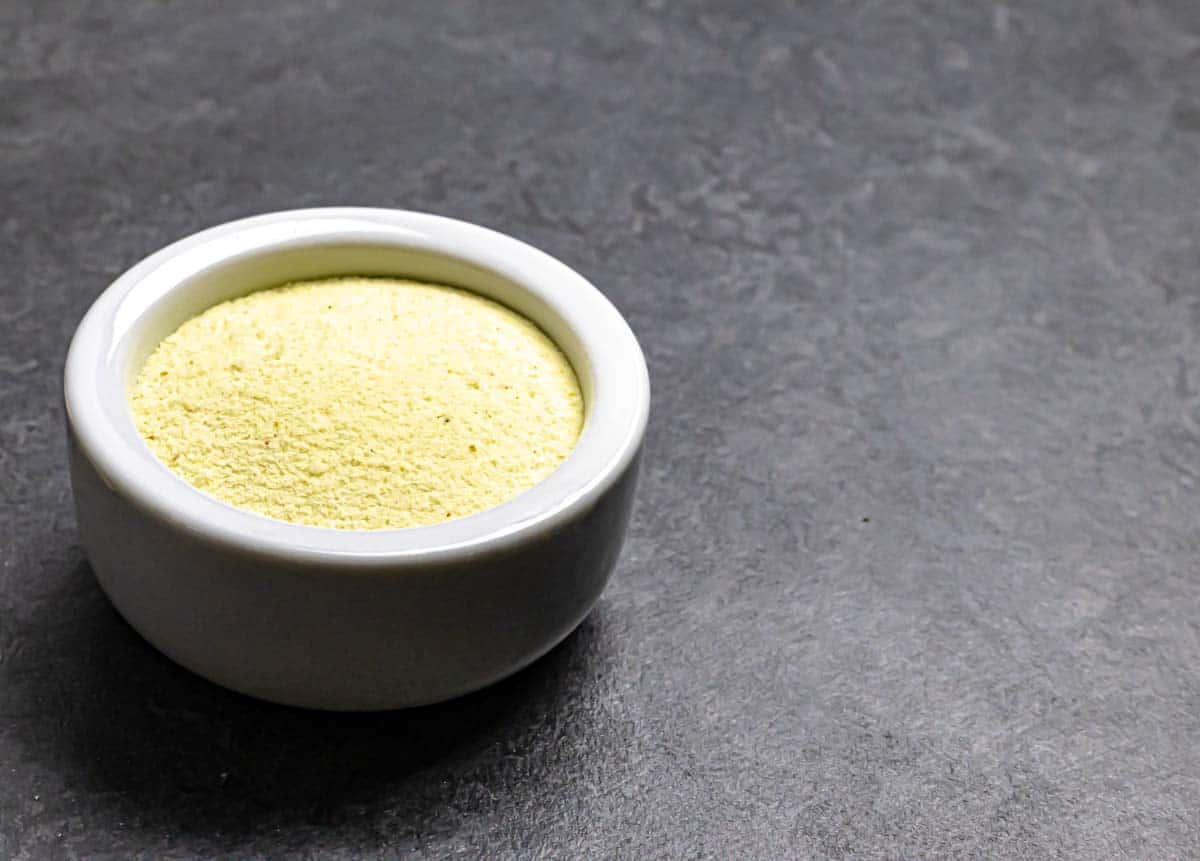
xmin=3 ymin=0 xmax=1200 ymax=857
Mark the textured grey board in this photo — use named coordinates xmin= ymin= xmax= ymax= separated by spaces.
xmin=3 ymin=0 xmax=1200 ymax=857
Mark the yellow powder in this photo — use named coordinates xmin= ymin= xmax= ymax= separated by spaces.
xmin=131 ymin=277 xmax=584 ymax=529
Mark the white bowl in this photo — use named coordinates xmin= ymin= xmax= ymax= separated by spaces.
xmin=64 ymin=208 xmax=649 ymax=710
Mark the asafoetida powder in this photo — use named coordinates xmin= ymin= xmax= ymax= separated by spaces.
xmin=131 ymin=277 xmax=584 ymax=529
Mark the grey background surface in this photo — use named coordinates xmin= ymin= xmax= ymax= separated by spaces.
xmin=3 ymin=0 xmax=1200 ymax=857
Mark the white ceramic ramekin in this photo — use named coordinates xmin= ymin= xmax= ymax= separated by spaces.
xmin=64 ymin=208 xmax=649 ymax=710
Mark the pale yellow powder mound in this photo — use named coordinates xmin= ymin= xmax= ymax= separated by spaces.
xmin=131 ymin=277 xmax=584 ymax=529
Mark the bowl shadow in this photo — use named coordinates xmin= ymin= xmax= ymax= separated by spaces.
xmin=7 ymin=558 xmax=612 ymax=845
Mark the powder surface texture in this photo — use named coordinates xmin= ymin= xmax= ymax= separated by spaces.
xmin=131 ymin=277 xmax=584 ymax=529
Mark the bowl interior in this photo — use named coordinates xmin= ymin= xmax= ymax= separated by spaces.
xmin=68 ymin=209 xmax=647 ymax=562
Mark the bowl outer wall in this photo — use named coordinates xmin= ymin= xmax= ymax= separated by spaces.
xmin=71 ymin=425 xmax=641 ymax=710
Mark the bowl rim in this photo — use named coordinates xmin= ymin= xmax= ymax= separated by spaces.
xmin=64 ymin=207 xmax=649 ymax=568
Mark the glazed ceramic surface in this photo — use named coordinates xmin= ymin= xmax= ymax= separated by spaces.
xmin=65 ymin=208 xmax=649 ymax=710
